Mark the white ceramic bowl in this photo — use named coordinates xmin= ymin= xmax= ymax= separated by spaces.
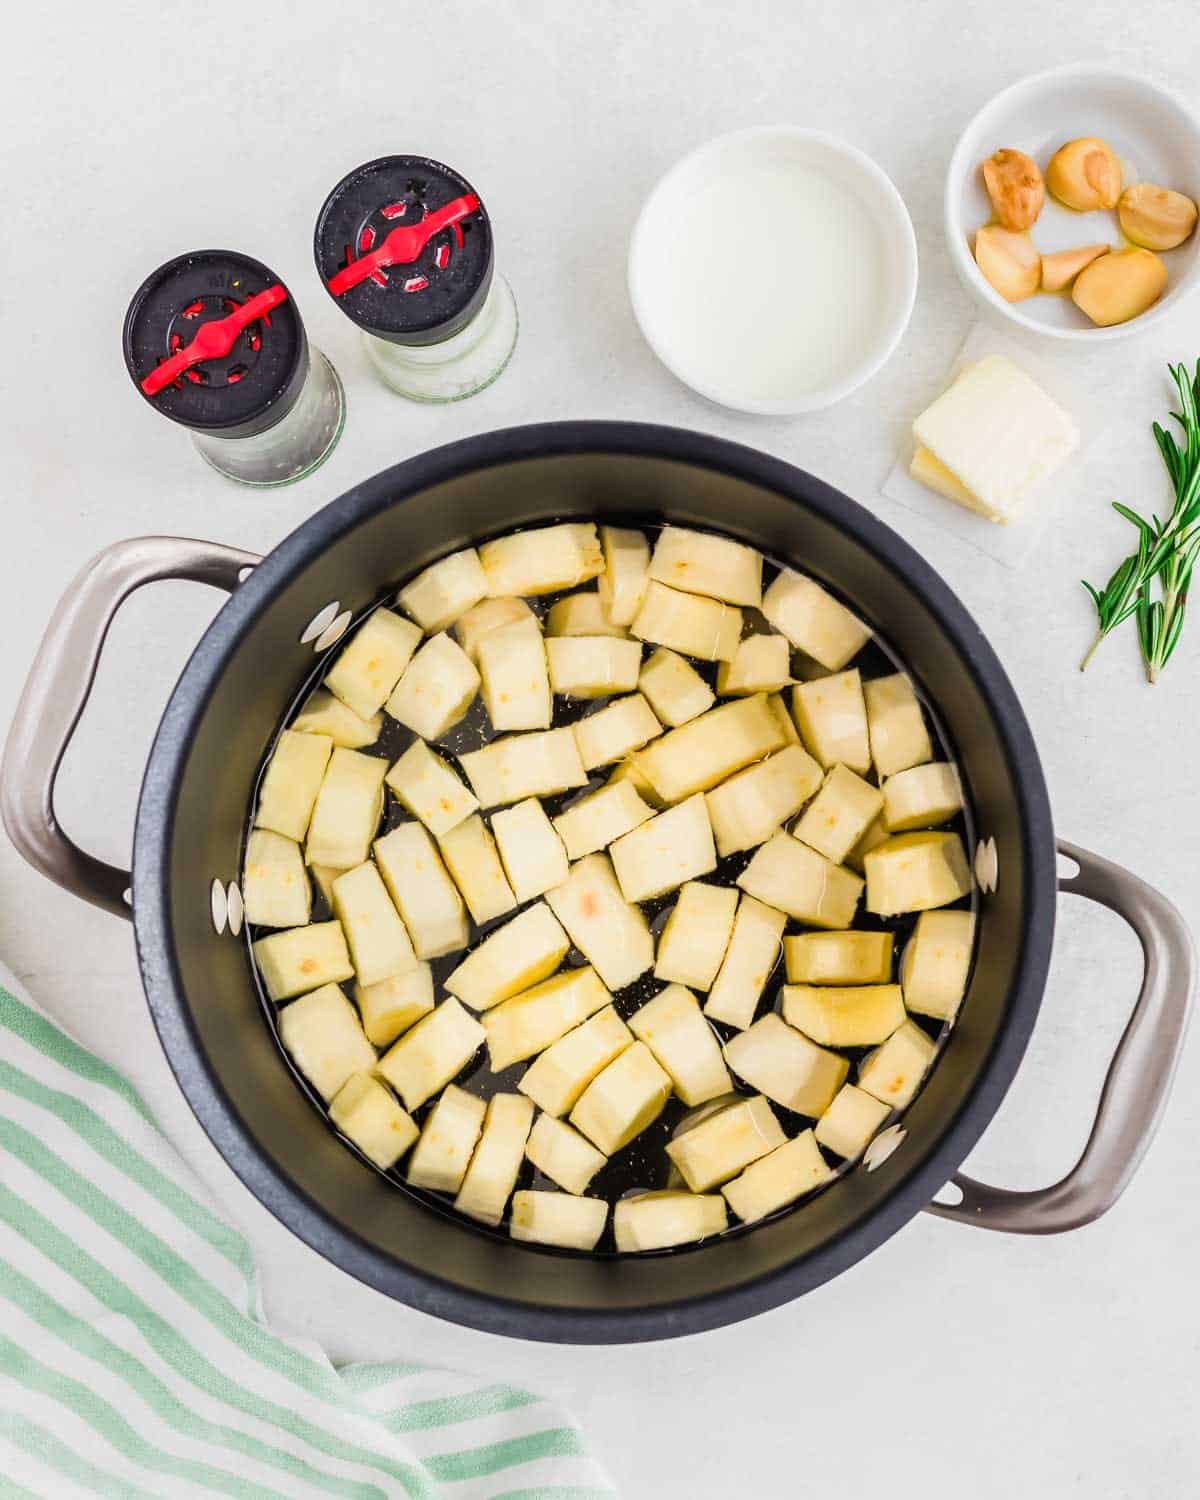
xmin=628 ymin=127 xmax=918 ymax=414
xmin=946 ymin=65 xmax=1200 ymax=341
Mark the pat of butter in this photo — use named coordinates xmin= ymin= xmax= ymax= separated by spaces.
xmin=911 ymin=355 xmax=1078 ymax=523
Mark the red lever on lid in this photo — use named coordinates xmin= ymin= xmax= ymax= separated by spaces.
xmin=326 ymin=193 xmax=480 ymax=296
xmin=140 ymin=284 xmax=288 ymax=396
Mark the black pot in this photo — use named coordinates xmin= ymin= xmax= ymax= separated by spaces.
xmin=3 ymin=422 xmax=1192 ymax=1343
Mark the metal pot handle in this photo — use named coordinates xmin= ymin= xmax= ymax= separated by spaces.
xmin=1 ymin=536 xmax=260 ymax=922
xmin=927 ymin=838 xmax=1193 ymax=1234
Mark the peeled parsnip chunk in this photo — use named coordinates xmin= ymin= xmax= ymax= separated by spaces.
xmin=519 ymin=1005 xmax=634 ymax=1116
xmin=374 ymin=823 xmax=468 ymax=960
xmin=454 ymin=596 xmax=537 ymax=661
xmin=858 ymin=1019 xmax=937 ymax=1108
xmin=631 ymin=580 xmax=742 ymax=662
xmin=292 ymin=689 xmax=382 ymax=750
xmin=491 ymin=798 xmax=569 ymax=903
xmin=846 ymin=814 xmax=890 ymax=874
xmin=305 ymin=748 xmax=387 ymax=869
xmin=782 ymin=983 xmax=906 ymax=1048
xmin=768 ymin=691 xmax=800 ymax=745
xmin=407 ymin=1084 xmax=486 ymax=1193
xmin=331 ymin=861 xmax=417 ymax=987
xmin=648 ymin=526 xmax=763 ymax=607
xmin=607 ymin=758 xmax=668 ymax=810
xmin=325 ymin=610 xmax=423 ymax=720
xmin=704 ymin=896 xmax=787 ymax=1030
xmin=253 ymin=922 xmax=355 ymax=1002
xmin=784 ymin=930 xmax=893 ymax=986
xmin=545 ymin=853 xmax=655 ymax=991
xmin=864 ymin=673 xmax=932 ymax=778
xmin=242 ymin=829 xmax=311 ymax=929
xmin=477 ymin=615 xmax=552 ymax=731
xmin=722 ymin=1131 xmax=832 ymax=1223
xmin=901 ymin=910 xmax=975 ymax=1021
xmin=484 ymin=966 xmax=611 ymax=1072
xmin=569 ymin=1041 xmax=672 ymax=1154
xmin=761 ymin=568 xmax=870 ymax=671
xmin=814 ymin=1083 xmax=892 ymax=1159
xmin=385 ymin=740 xmax=478 ymax=837
xmin=791 ymin=670 xmax=870 ymax=773
xmin=882 ymin=763 xmax=963 ymax=831
xmin=629 ymin=984 xmax=732 ymax=1106
xmin=864 ymin=832 xmax=971 ymax=916
xmin=598 ymin=525 xmax=651 ymax=625
xmin=553 ymin=780 xmax=655 ymax=861
xmin=705 ymin=743 xmax=822 ymax=857
xmin=637 ymin=647 xmax=715 ymax=727
xmin=454 ymin=1093 xmax=535 ymax=1226
xmin=666 ymin=1095 xmax=785 ymax=1192
xmin=355 ymin=964 xmax=434 ymax=1048
xmin=635 ymin=694 xmax=784 ymax=804
xmin=737 ymin=832 xmax=863 ymax=929
xmin=610 ymin=795 xmax=716 ymax=904
xmin=255 ymin=730 xmax=332 ymax=842
xmin=278 ymin=984 xmax=377 ymax=1102
xmin=545 ymin=636 xmax=643 ymax=698
xmin=525 ymin=1114 xmax=607 ymax=1194
xmin=309 ymin=864 xmax=341 ymax=909
xmin=511 ymin=1190 xmax=608 ymax=1249
xmin=376 ymin=998 xmax=485 ymax=1111
xmin=480 ymin=523 xmax=603 ymax=597
xmin=724 ymin=1013 xmax=849 ymax=1117
xmin=614 ymin=1191 xmax=727 ymax=1252
xmin=386 ymin=632 xmax=481 ymax=742
xmin=458 ymin=728 xmax=588 ymax=808
xmin=545 ymin=591 xmax=628 ymax=638
xmin=436 ymin=814 xmax=517 ymax=925
xmin=716 ymin=634 xmax=792 ymax=696
xmin=793 ymin=763 xmax=884 ymax=865
xmin=573 ymin=693 xmax=662 ymax=770
xmin=445 ymin=902 xmax=569 ymax=1011
xmin=654 ymin=882 xmax=739 ymax=991
xmin=398 ymin=547 xmax=488 ymax=633
xmin=329 ymin=1073 xmax=418 ymax=1169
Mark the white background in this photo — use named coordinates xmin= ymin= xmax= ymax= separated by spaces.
xmin=2 ymin=4 xmax=1199 ymax=1496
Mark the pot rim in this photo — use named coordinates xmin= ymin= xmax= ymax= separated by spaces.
xmin=132 ymin=420 xmax=1057 ymax=1343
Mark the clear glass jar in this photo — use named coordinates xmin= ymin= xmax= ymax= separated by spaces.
xmin=362 ymin=275 xmax=518 ymax=403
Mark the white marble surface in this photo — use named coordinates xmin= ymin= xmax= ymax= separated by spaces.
xmin=3 ymin=4 xmax=1199 ymax=1496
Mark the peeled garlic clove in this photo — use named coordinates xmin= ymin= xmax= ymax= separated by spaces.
xmin=1071 ymin=247 xmax=1167 ymax=327
xmin=1046 ymin=137 xmax=1122 ymax=211
xmin=1118 ymin=183 xmax=1199 ymax=251
xmin=973 ymin=226 xmax=1040 ymax=302
xmin=982 ymin=149 xmax=1045 ymax=231
xmin=1040 ymin=243 xmax=1110 ymax=293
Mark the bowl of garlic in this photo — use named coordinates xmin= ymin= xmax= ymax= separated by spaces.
xmin=946 ymin=64 xmax=1200 ymax=339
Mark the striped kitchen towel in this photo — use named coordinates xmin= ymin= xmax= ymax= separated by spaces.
xmin=0 ymin=967 xmax=616 ymax=1500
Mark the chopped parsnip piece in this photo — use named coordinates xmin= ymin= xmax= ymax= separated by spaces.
xmin=546 ymin=636 xmax=642 ymax=698
xmin=814 ymin=1083 xmax=892 ymax=1159
xmin=716 ymin=634 xmax=792 ymax=696
xmin=553 ymin=780 xmax=654 ymax=860
xmin=445 ymin=902 xmax=569 ymax=1011
xmin=705 ymin=744 xmax=822 ymax=857
xmin=666 ymin=1095 xmax=785 ymax=1192
xmin=782 ymin=983 xmax=906 ymax=1048
xmin=491 ymin=798 xmax=569 ymax=903
xmin=525 ymin=1114 xmax=607 ymax=1194
xmin=278 ymin=984 xmax=377 ymax=1102
xmin=784 ymin=930 xmax=893 ymax=986
xmin=864 ymin=673 xmax=932 ymax=778
xmin=847 ymin=814 xmax=890 ymax=874
xmin=598 ymin=526 xmax=651 ymax=626
xmin=768 ymin=691 xmax=800 ymax=745
xmin=385 ymin=740 xmax=478 ymax=837
xmin=519 ymin=1005 xmax=634 ymax=1116
xmin=722 ymin=1131 xmax=832 ymax=1223
xmin=724 ymin=1013 xmax=849 ymax=1117
xmin=477 ymin=615 xmax=552 ymax=731
xmin=544 ymin=591 xmax=628 ymax=638
xmin=635 ymin=694 xmax=784 ymax=804
xmin=629 ymin=984 xmax=732 ymax=1106
xmin=654 ymin=882 xmax=739 ymax=991
xmin=479 ymin=523 xmax=603 ymax=596
xmin=329 ymin=1073 xmax=418 ymax=1169
xmin=704 ymin=896 xmax=787 ymax=1030
xmin=864 ymin=832 xmax=971 ymax=916
xmin=374 ymin=824 xmax=469 ymax=959
xmin=325 ymin=610 xmax=423 ymax=720
xmin=398 ymin=547 xmax=488 ymax=633
xmin=569 ymin=1041 xmax=672 ymax=1154
xmin=631 ymin=580 xmax=742 ymax=662
xmin=793 ymin=764 xmax=884 ymax=865
xmin=454 ymin=1093 xmax=534 ymax=1226
xmin=737 ymin=832 xmax=863 ymax=929
xmin=761 ymin=568 xmax=871 ymax=670
xmin=610 ymin=795 xmax=716 ymax=904
xmin=648 ymin=526 xmax=763 ymax=607
xmin=484 ymin=966 xmax=611 ymax=1072
xmin=454 ymin=596 xmax=537 ymax=661
xmin=331 ymin=861 xmax=417 ymax=986
xmin=436 ymin=814 xmax=517 ymax=925
xmin=901 ymin=910 xmax=975 ymax=1020
xmin=791 ymin=670 xmax=870 ymax=772
xmin=607 ymin=757 xmax=668 ymax=809
xmin=304 ymin=748 xmax=387 ymax=869
xmin=255 ymin=730 xmax=332 ymax=842
xmin=292 ymin=690 xmax=382 ymax=749
xmin=355 ymin=964 xmax=434 ymax=1047
xmin=243 ymin=829 xmax=311 ymax=929
xmin=309 ymin=864 xmax=341 ymax=909
xmin=882 ymin=763 xmax=964 ymax=831
xmin=545 ymin=854 xmax=655 ymax=991
xmin=376 ymin=998 xmax=485 ymax=1111
xmin=458 ymin=728 xmax=588 ymax=808
xmin=253 ymin=922 xmax=354 ymax=1002
xmin=858 ymin=1020 xmax=937 ymax=1108
xmin=637 ymin=647 xmax=715 ymax=727
xmin=386 ymin=632 xmax=481 ymax=741
xmin=407 ymin=1085 xmax=486 ymax=1193
xmin=614 ymin=1191 xmax=727 ymax=1251
xmin=573 ymin=693 xmax=662 ymax=770
xmin=511 ymin=1191 xmax=608 ymax=1249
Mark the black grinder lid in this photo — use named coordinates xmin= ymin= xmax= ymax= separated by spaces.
xmin=314 ymin=155 xmax=493 ymax=346
xmin=123 ymin=250 xmax=309 ymax=438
